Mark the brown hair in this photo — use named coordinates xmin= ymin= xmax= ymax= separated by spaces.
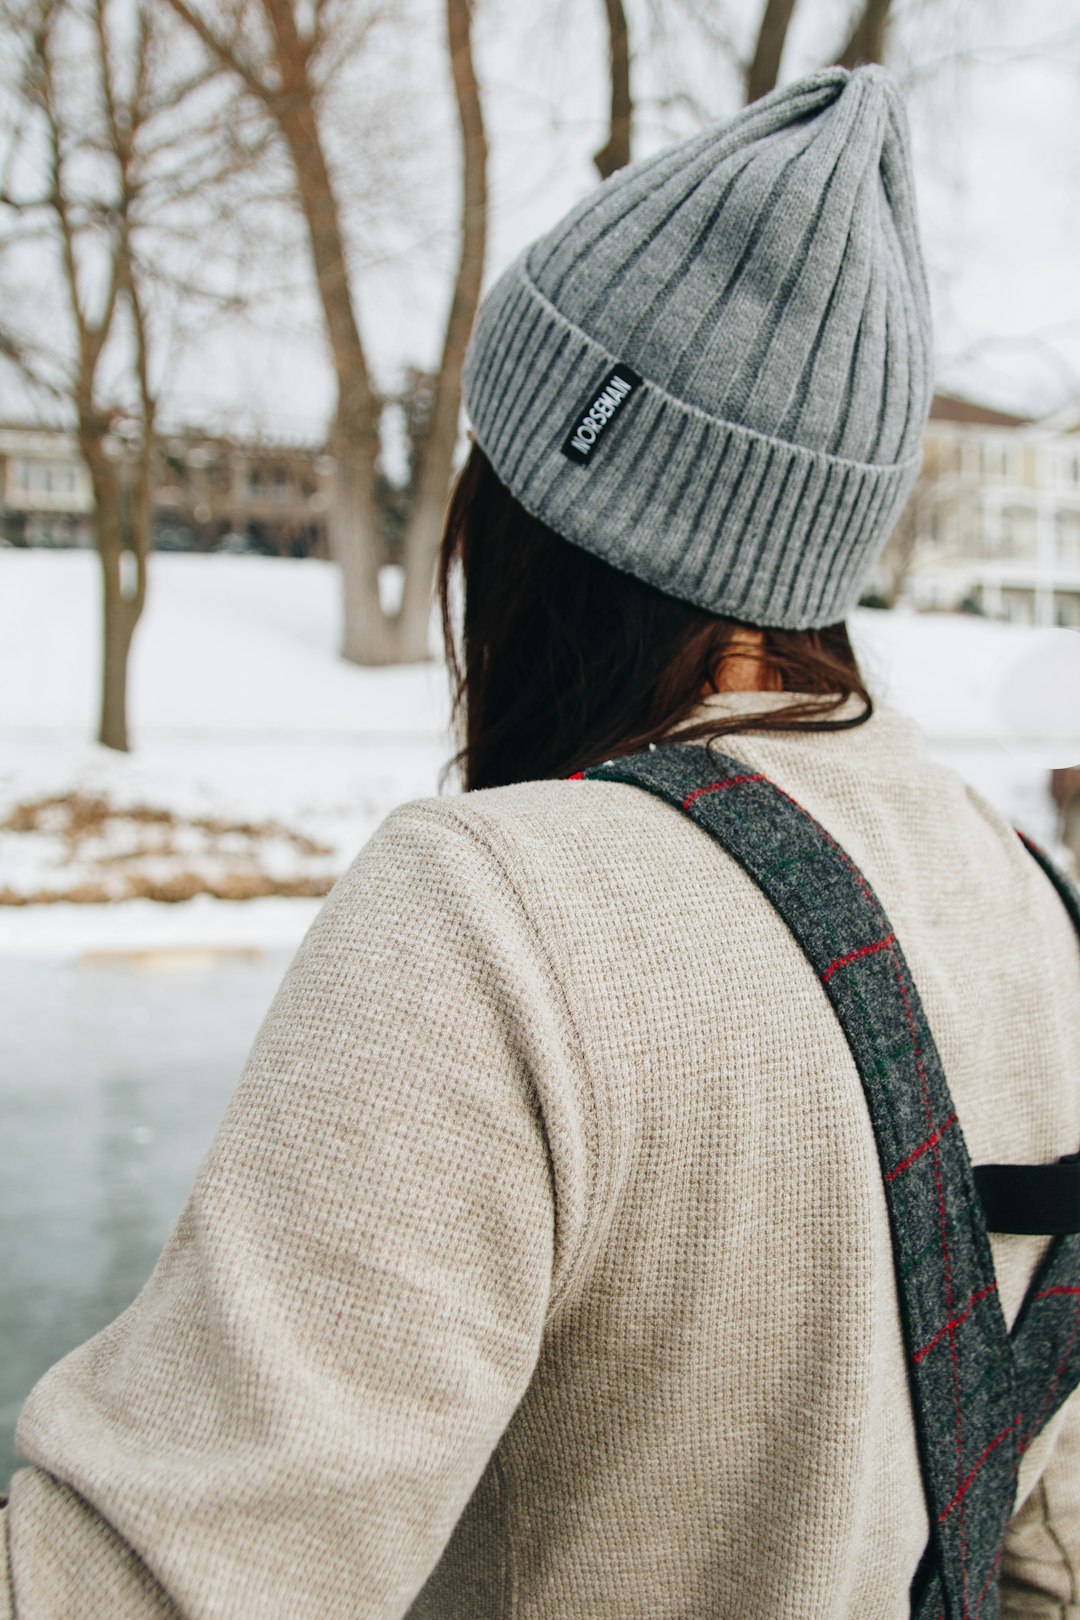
xmin=437 ymin=445 xmax=873 ymax=793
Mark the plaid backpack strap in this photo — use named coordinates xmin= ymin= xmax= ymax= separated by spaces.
xmin=581 ymin=743 xmax=1019 ymax=1620
xmin=1005 ymin=836 xmax=1080 ymax=1482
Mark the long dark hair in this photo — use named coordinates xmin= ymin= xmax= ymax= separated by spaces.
xmin=437 ymin=445 xmax=872 ymax=792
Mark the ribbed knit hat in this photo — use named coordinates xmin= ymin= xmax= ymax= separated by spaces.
xmin=462 ymin=66 xmax=933 ymax=629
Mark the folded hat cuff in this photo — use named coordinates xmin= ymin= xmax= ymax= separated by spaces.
xmin=463 ymin=256 xmax=922 ymax=630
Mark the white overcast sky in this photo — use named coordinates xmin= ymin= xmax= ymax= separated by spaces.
xmin=79 ymin=0 xmax=1080 ymax=442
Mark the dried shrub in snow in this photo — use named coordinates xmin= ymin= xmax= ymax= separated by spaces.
xmin=0 ymin=792 xmax=339 ymax=904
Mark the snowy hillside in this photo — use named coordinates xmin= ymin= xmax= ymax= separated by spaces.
xmin=0 ymin=550 xmax=1074 ymax=955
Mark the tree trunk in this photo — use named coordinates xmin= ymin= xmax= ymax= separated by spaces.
xmin=593 ymin=0 xmax=632 ymax=179
xmin=1052 ymin=770 xmax=1080 ymax=876
xmin=273 ymin=76 xmax=384 ymax=666
xmin=746 ymin=0 xmax=799 ymax=104
xmin=393 ymin=0 xmax=488 ymax=665
xmin=332 ymin=413 xmax=396 ymax=664
xmin=93 ymin=481 xmax=137 ymax=752
xmin=89 ymin=426 xmax=151 ymax=753
xmin=836 ymin=0 xmax=893 ymax=70
xmin=394 ymin=478 xmax=454 ymax=664
xmin=98 ymin=549 xmax=134 ymax=752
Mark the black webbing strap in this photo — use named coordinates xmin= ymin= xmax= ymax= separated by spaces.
xmin=971 ymin=832 xmax=1080 ymax=1240
xmin=974 ymin=1156 xmax=1080 ymax=1236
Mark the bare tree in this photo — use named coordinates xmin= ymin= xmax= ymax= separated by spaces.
xmin=1 ymin=0 xmax=158 ymax=751
xmin=0 ymin=0 xmax=261 ymax=748
xmin=164 ymin=0 xmax=487 ymax=666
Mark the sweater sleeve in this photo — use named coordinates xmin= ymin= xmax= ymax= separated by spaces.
xmin=2 ymin=801 xmax=590 ymax=1619
xmin=1001 ymin=1387 xmax=1080 ymax=1616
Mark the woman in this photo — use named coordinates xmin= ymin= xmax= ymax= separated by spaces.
xmin=4 ymin=65 xmax=1080 ymax=1619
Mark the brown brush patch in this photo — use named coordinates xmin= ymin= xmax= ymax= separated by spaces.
xmin=0 ymin=873 xmax=336 ymax=906
xmin=2 ymin=793 xmax=332 ymax=856
xmin=0 ymin=791 xmax=339 ymax=905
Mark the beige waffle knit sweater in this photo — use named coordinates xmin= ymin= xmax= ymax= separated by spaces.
xmin=4 ymin=694 xmax=1080 ymax=1619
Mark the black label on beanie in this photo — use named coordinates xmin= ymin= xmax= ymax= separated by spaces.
xmin=560 ymin=364 xmax=643 ymax=465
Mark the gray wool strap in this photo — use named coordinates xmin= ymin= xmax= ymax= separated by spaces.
xmin=580 ymin=743 xmax=1080 ymax=1620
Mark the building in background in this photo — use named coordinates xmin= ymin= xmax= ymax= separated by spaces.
xmin=0 ymin=425 xmax=94 ymax=549
xmin=0 ymin=424 xmax=331 ymax=558
xmin=873 ymin=396 xmax=1080 ymax=627
xmin=5 ymin=404 xmax=1080 ymax=624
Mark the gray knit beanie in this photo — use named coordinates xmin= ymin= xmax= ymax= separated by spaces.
xmin=462 ymin=65 xmax=933 ymax=630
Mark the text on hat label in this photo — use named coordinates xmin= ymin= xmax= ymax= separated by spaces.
xmin=560 ymin=364 xmax=643 ymax=465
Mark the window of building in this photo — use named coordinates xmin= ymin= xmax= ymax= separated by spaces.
xmin=1000 ymin=587 xmax=1035 ymax=626
xmin=959 ymin=507 xmax=983 ymax=557
xmin=979 ymin=441 xmax=1018 ymax=482
xmin=249 ymin=463 xmax=290 ymax=503
xmin=1057 ymin=511 xmax=1080 ymax=571
xmin=9 ymin=457 xmax=82 ymax=499
xmin=26 ymin=459 xmax=48 ymax=493
xmin=926 ymin=504 xmax=957 ymax=550
xmin=959 ymin=439 xmax=981 ymax=480
xmin=1057 ymin=448 xmax=1080 ymax=487
xmin=1055 ymin=593 xmax=1080 ymax=629
xmin=997 ymin=505 xmax=1036 ymax=559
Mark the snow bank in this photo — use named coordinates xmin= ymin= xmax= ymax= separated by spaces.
xmin=0 ymin=552 xmax=1073 ymax=957
xmin=1 ymin=551 xmax=449 ymax=737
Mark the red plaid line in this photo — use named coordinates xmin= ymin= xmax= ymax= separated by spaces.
xmin=937 ymin=1420 xmax=1018 ymax=1522
xmin=886 ymin=1113 xmax=958 ymax=1183
xmin=913 ymin=1284 xmax=998 ymax=1365
xmin=821 ymin=933 xmax=897 ymax=983
xmin=682 ymin=773 xmax=766 ymax=810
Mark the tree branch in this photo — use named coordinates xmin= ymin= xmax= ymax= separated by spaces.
xmin=38 ymin=25 xmax=92 ymax=379
xmin=161 ymin=0 xmax=276 ymax=108
xmin=0 ymin=320 xmax=70 ymax=403
xmin=92 ymin=0 xmax=123 ymax=161
xmin=262 ymin=0 xmax=316 ymax=94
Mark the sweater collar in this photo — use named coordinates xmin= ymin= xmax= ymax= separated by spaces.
xmin=671 ymin=689 xmax=927 ymax=755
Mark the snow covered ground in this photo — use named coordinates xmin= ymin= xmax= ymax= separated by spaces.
xmin=0 ymin=550 xmax=1076 ymax=958
xmin=0 ymin=552 xmax=450 ymax=953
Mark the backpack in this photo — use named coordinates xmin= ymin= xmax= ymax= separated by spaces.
xmin=577 ymin=742 xmax=1080 ymax=1619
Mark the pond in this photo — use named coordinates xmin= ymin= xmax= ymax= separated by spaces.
xmin=0 ymin=948 xmax=292 ymax=1487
